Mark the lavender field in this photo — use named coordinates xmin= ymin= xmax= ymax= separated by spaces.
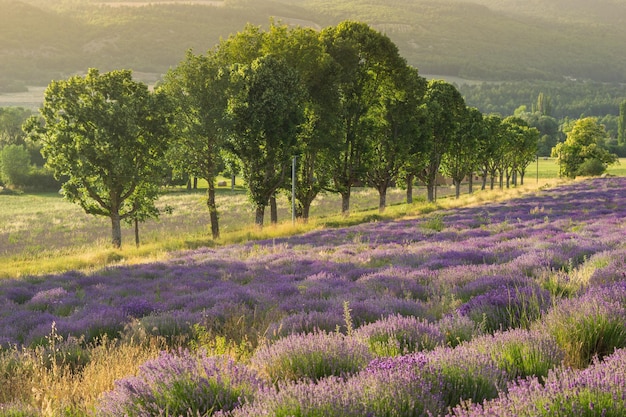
xmin=1 ymin=177 xmax=626 ymax=416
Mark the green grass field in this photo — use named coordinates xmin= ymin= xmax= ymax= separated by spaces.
xmin=0 ymin=159 xmax=622 ymax=278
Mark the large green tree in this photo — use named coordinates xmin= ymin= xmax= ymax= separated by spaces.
xmin=416 ymin=80 xmax=466 ymax=202
xmin=618 ymin=99 xmax=626 ymax=146
xmin=264 ymin=23 xmax=342 ymax=222
xmin=364 ymin=65 xmax=426 ymax=211
xmin=321 ymin=21 xmax=408 ymax=215
xmin=477 ymin=114 xmax=504 ymax=190
xmin=441 ymin=106 xmax=482 ymax=198
xmin=551 ymin=117 xmax=618 ymax=178
xmin=226 ymin=55 xmax=304 ymax=226
xmin=160 ymin=50 xmax=229 ymax=239
xmin=29 ymin=68 xmax=172 ymax=248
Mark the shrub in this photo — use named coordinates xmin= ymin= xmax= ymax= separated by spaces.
xmin=537 ymin=283 xmax=626 ymax=368
xmin=355 ymin=314 xmax=445 ymax=356
xmin=577 ymin=158 xmax=607 ymax=177
xmin=0 ymin=144 xmax=30 ymax=187
xmin=452 ymin=348 xmax=626 ymax=416
xmin=437 ymin=314 xmax=481 ymax=347
xmin=249 ymin=331 xmax=372 ymax=383
xmin=423 ymin=345 xmax=508 ymax=409
xmin=97 ymin=350 xmax=264 ymax=417
xmin=457 ymin=285 xmax=551 ymax=333
xmin=465 ymin=328 xmax=565 ymax=381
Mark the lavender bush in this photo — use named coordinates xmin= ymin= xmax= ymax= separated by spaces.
xmin=452 ymin=348 xmax=626 ymax=417
xmin=537 ymin=282 xmax=626 ymax=368
xmin=457 ymin=284 xmax=551 ymax=333
xmin=97 ymin=350 xmax=264 ymax=417
xmin=354 ymin=314 xmax=445 ymax=356
xmin=249 ymin=331 xmax=372 ymax=383
xmin=464 ymin=328 xmax=565 ymax=380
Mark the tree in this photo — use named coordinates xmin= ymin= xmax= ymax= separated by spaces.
xmin=160 ymin=50 xmax=229 ymax=239
xmin=533 ymin=92 xmax=553 ymax=116
xmin=477 ymin=114 xmax=504 ymax=190
xmin=364 ymin=65 xmax=426 ymax=211
xmin=226 ymin=55 xmax=304 ymax=226
xmin=321 ymin=21 xmax=408 ymax=214
xmin=0 ymin=107 xmax=32 ymax=147
xmin=29 ymin=69 xmax=172 ymax=248
xmin=415 ymin=80 xmax=466 ymax=202
xmin=516 ymin=107 xmax=560 ymax=157
xmin=441 ymin=107 xmax=482 ymax=198
xmin=264 ymin=24 xmax=342 ymax=222
xmin=0 ymin=144 xmax=30 ymax=187
xmin=551 ymin=117 xmax=618 ymax=178
xmin=499 ymin=116 xmax=538 ymax=188
xmin=618 ymin=99 xmax=626 ymax=146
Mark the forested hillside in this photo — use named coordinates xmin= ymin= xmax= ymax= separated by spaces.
xmin=1 ymin=0 xmax=625 ymax=127
xmin=2 ymin=0 xmax=626 ymax=88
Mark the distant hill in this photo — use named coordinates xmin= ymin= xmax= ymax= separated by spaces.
xmin=1 ymin=0 xmax=625 ymax=90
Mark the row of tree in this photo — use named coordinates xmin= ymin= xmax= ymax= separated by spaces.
xmin=24 ymin=21 xmax=548 ymax=247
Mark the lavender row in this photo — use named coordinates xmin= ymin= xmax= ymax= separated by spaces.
xmin=98 ymin=325 xmax=625 ymax=416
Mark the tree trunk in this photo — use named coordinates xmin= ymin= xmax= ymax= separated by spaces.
xmin=406 ymin=173 xmax=414 ymax=204
xmin=207 ymin=180 xmax=220 ymax=239
xmin=469 ymin=174 xmax=474 ymax=194
xmin=111 ymin=211 xmax=122 ymax=248
xmin=302 ymin=202 xmax=311 ymax=223
xmin=455 ymin=181 xmax=461 ymax=199
xmin=520 ymin=171 xmax=525 ymax=185
xmin=134 ymin=218 xmax=139 ymax=247
xmin=186 ymin=178 xmax=192 ymax=191
xmin=270 ymin=195 xmax=278 ymax=225
xmin=231 ymin=173 xmax=236 ymax=190
xmin=378 ymin=186 xmax=387 ymax=213
xmin=255 ymin=205 xmax=265 ymax=227
xmin=341 ymin=188 xmax=351 ymax=216
xmin=426 ymin=183 xmax=435 ymax=202
xmin=490 ymin=175 xmax=495 ymax=190
xmin=193 ymin=177 xmax=198 ymax=190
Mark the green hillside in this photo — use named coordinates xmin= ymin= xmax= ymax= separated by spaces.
xmin=1 ymin=0 xmax=625 ymax=91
